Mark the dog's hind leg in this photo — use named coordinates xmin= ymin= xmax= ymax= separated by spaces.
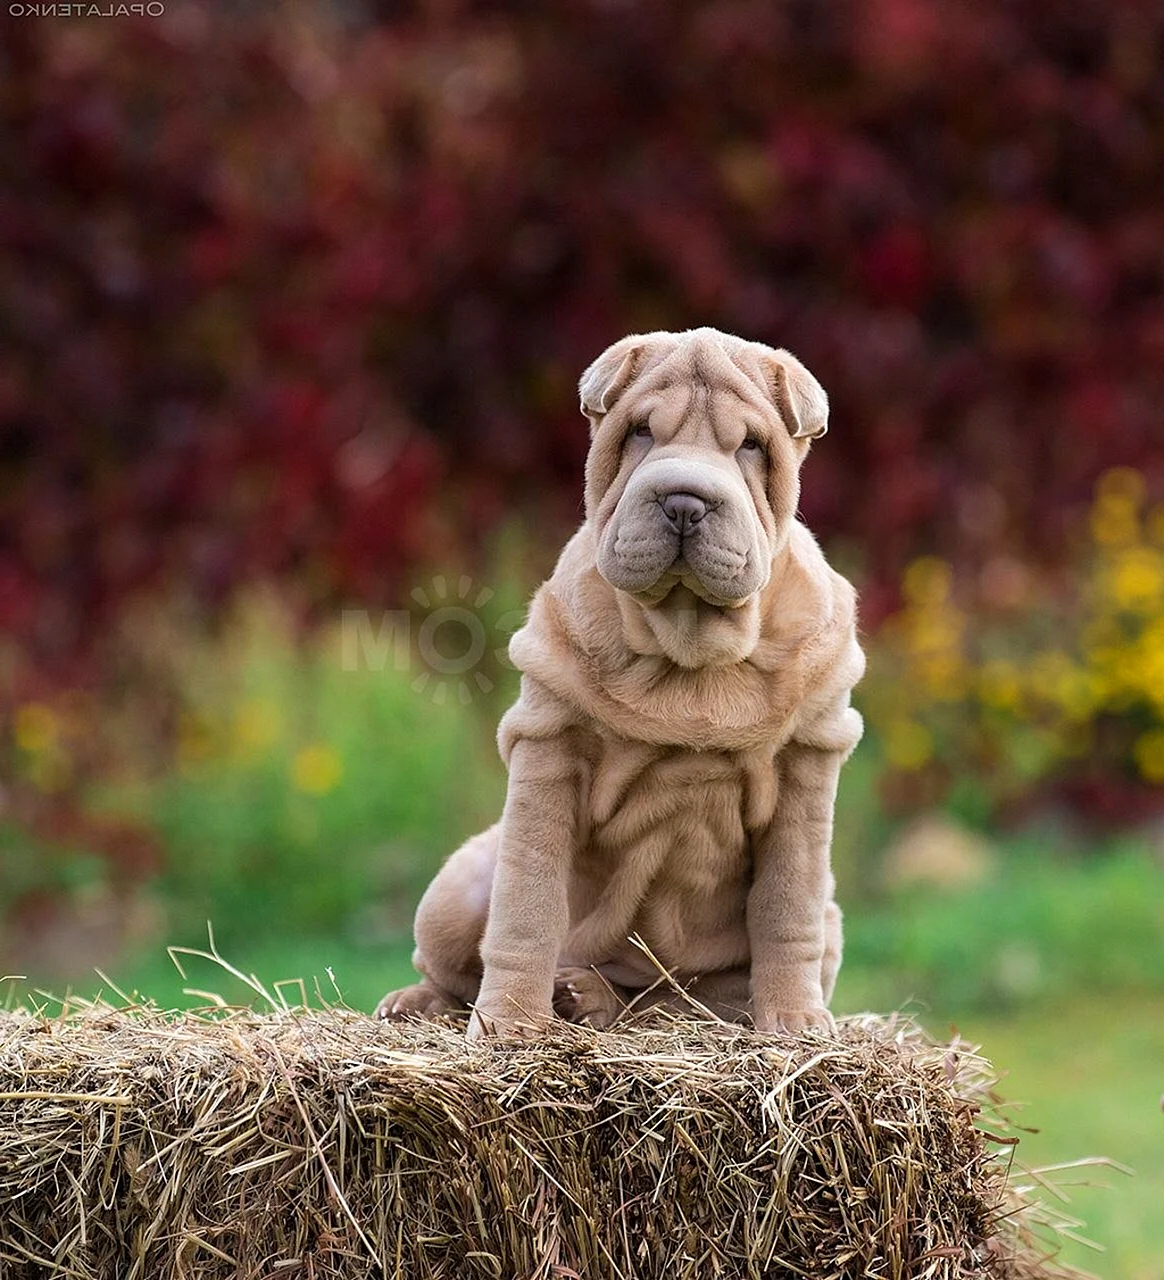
xmin=376 ymin=825 xmax=497 ymax=1020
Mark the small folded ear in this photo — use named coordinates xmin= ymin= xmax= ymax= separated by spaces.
xmin=579 ymin=336 xmax=645 ymax=428
xmin=764 ymin=349 xmax=829 ymax=440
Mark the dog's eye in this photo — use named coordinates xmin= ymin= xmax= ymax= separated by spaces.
xmin=629 ymin=423 xmax=653 ymax=441
xmin=739 ymin=436 xmax=764 ymax=453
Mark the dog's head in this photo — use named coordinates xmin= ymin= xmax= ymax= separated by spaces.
xmin=579 ymin=328 xmax=828 ymax=610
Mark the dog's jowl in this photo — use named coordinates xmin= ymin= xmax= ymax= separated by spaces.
xmin=378 ymin=328 xmax=864 ymax=1037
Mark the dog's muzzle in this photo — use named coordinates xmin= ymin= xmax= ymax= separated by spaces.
xmin=596 ymin=456 xmax=770 ymax=606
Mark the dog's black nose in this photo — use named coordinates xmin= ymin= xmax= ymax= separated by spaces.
xmin=661 ymin=492 xmax=708 ymax=535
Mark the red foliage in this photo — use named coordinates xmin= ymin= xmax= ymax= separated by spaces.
xmin=1 ymin=0 xmax=1163 ymax=696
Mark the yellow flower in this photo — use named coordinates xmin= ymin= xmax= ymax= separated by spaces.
xmin=1102 ymin=547 xmax=1164 ymax=612
xmin=979 ymin=659 xmax=1022 ymax=711
xmin=902 ymin=557 xmax=953 ymax=607
xmin=233 ymin=698 xmax=282 ymax=755
xmin=903 ymin=610 xmax=964 ymax=657
xmin=1128 ymin=631 xmax=1164 ymax=711
xmin=1079 ymin=666 xmax=1117 ymax=712
xmin=883 ymin=718 xmax=933 ymax=771
xmin=1027 ymin=651 xmax=1098 ymax=721
xmin=1132 ymin=729 xmax=1164 ymax=784
xmin=1142 ymin=622 xmax=1164 ymax=711
xmin=1027 ymin=650 xmax=1070 ymax=700
xmin=291 ymin=744 xmax=343 ymax=796
xmin=1096 ymin=466 xmax=1145 ymax=505
xmin=1090 ymin=493 xmax=1139 ymax=548
xmin=12 ymin=702 xmax=59 ymax=753
xmin=1089 ymin=470 xmax=1144 ymax=551
xmin=177 ymin=711 xmax=217 ymax=769
xmin=1081 ymin=616 xmax=1120 ymax=657
xmin=917 ymin=653 xmax=969 ymax=701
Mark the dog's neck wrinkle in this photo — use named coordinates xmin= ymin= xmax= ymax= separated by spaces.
xmin=562 ymin=599 xmax=802 ymax=751
xmin=610 ymin=536 xmax=797 ymax=671
xmin=619 ymin=587 xmax=761 ymax=669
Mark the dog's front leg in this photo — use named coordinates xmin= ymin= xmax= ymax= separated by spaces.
xmin=747 ymin=740 xmax=844 ymax=1036
xmin=468 ymin=737 xmax=575 ymax=1039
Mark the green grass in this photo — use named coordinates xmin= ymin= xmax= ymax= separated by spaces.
xmin=947 ymin=996 xmax=1164 ymax=1280
xmin=835 ymin=842 xmax=1164 ymax=1014
xmin=9 ymin=930 xmax=418 ymax=1014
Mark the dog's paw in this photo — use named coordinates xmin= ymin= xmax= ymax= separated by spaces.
xmin=552 ymin=966 xmax=625 ymax=1028
xmin=375 ymin=982 xmax=464 ymax=1021
xmin=755 ymin=1006 xmax=837 ymax=1036
xmin=466 ymin=1005 xmax=549 ymax=1040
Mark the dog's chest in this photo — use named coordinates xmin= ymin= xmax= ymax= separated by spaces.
xmin=581 ymin=738 xmax=780 ymax=856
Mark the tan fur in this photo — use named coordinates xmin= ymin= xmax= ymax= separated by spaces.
xmin=377 ymin=328 xmax=864 ymax=1037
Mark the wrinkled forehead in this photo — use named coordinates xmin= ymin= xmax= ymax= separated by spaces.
xmin=625 ymin=339 xmax=772 ymax=440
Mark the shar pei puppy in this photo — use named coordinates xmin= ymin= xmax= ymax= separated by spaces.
xmin=378 ymin=327 xmax=864 ymax=1037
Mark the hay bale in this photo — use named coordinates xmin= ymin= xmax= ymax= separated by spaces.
xmin=0 ymin=1006 xmax=1078 ymax=1279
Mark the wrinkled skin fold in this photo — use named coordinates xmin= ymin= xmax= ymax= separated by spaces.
xmin=378 ymin=328 xmax=864 ymax=1037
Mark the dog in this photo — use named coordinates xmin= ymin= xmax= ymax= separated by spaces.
xmin=377 ymin=327 xmax=864 ymax=1037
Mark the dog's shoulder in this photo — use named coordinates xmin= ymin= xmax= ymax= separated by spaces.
xmin=763 ymin=523 xmax=864 ymax=757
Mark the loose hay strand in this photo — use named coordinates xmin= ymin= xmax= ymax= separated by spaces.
xmin=265 ymin=1036 xmax=382 ymax=1270
xmin=0 ymin=1090 xmax=132 ymax=1106
xmin=0 ymin=1002 xmax=1097 ymax=1280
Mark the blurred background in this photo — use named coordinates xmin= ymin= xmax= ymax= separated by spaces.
xmin=1 ymin=1 xmax=1161 ymax=1272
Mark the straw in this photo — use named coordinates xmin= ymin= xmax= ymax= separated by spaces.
xmin=0 ymin=1002 xmax=1098 ymax=1279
